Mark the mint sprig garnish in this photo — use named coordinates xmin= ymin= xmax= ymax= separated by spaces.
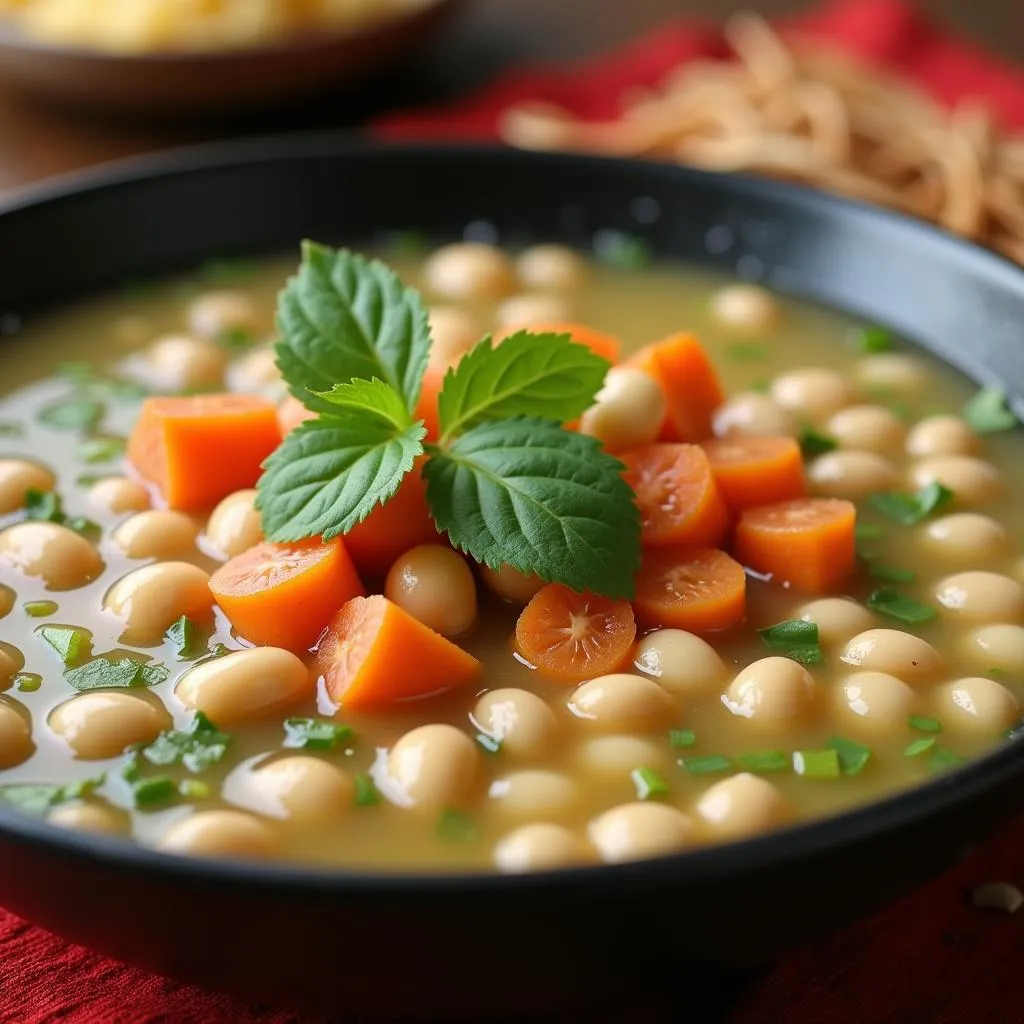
xmin=257 ymin=242 xmax=642 ymax=598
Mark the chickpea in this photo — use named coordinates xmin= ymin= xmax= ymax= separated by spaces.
xmin=833 ymin=672 xmax=919 ymax=738
xmin=588 ymin=802 xmax=695 ymax=863
xmin=158 ymin=810 xmax=277 ymax=859
xmin=48 ymin=691 xmax=170 ymax=760
xmin=112 ymin=510 xmax=199 ymax=561
xmin=712 ymin=392 xmax=797 ymax=439
xmin=796 ymin=598 xmax=875 ymax=645
xmin=494 ymin=823 xmax=591 ymax=873
xmin=0 ymin=642 xmax=23 ymax=690
xmin=471 ymin=688 xmax=559 ymax=759
xmin=176 ymin=647 xmax=310 ymax=725
xmin=243 ymin=756 xmax=353 ymax=826
xmin=385 ymin=724 xmax=479 ymax=811
xmin=428 ymin=307 xmax=482 ymax=367
xmin=488 ymin=770 xmax=578 ymax=820
xmin=840 ymin=628 xmax=943 ymax=681
xmin=579 ymin=367 xmax=666 ymax=453
xmin=568 ymin=674 xmax=676 ymax=732
xmin=856 ymin=353 xmax=928 ymax=397
xmin=146 ymin=334 xmax=227 ymax=391
xmin=0 ymin=699 xmax=32 ymax=769
xmin=962 ymin=624 xmax=1024 ymax=675
xmin=48 ymin=802 xmax=126 ymax=835
xmin=934 ymin=677 xmax=1020 ymax=738
xmin=205 ymin=489 xmax=262 ymax=560
xmin=633 ymin=629 xmax=726 ymax=695
xmin=479 ymin=563 xmax=544 ymax=604
xmin=188 ymin=290 xmax=260 ymax=340
xmin=827 ymin=405 xmax=906 ymax=454
xmin=88 ymin=476 xmax=151 ymax=514
xmin=104 ymin=562 xmax=212 ymax=645
xmin=770 ymin=368 xmax=853 ymax=423
xmin=0 ymin=584 xmax=12 ymax=619
xmin=723 ymin=657 xmax=815 ymax=724
xmin=906 ymin=415 xmax=979 ymax=458
xmin=695 ymin=773 xmax=789 ymax=841
xmin=423 ymin=243 xmax=515 ymax=301
xmin=709 ymin=283 xmax=778 ymax=334
xmin=0 ymin=458 xmax=55 ymax=514
xmin=515 ymin=244 xmax=585 ymax=292
xmin=384 ymin=544 xmax=477 ymax=637
xmin=910 ymin=456 xmax=1001 ymax=506
xmin=0 ymin=522 xmax=103 ymax=590
xmin=807 ymin=450 xmax=898 ymax=499
xmin=918 ymin=513 xmax=1008 ymax=566
xmin=228 ymin=344 xmax=281 ymax=393
xmin=934 ymin=571 xmax=1024 ymax=623
xmin=496 ymin=293 xmax=572 ymax=328
xmin=574 ymin=735 xmax=671 ymax=781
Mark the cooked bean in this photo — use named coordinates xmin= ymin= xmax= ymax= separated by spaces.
xmin=934 ymin=677 xmax=1020 ymax=738
xmin=710 ymin=283 xmax=778 ymax=334
xmin=471 ymin=688 xmax=559 ymax=759
xmin=723 ymin=657 xmax=815 ymax=724
xmin=796 ymin=598 xmax=875 ymax=644
xmin=770 ymin=367 xmax=853 ymax=422
xmin=807 ymin=450 xmax=898 ymax=498
xmin=712 ymin=392 xmax=797 ymax=439
xmin=159 ymin=810 xmax=277 ymax=859
xmin=827 ymin=405 xmax=906 ymax=454
xmin=384 ymin=544 xmax=477 ymax=637
xmin=48 ymin=802 xmax=126 ymax=835
xmin=588 ymin=802 xmax=695 ymax=863
xmin=0 ymin=585 xmax=12 ymax=619
xmin=493 ymin=823 xmax=591 ymax=873
xmin=0 ymin=698 xmax=32 ymax=768
xmin=423 ymin=243 xmax=515 ymax=301
xmin=910 ymin=455 xmax=1001 ymax=506
xmin=227 ymin=344 xmax=281 ymax=393
xmin=0 ymin=522 xmax=103 ymax=590
xmin=0 ymin=642 xmax=23 ymax=690
xmin=834 ymin=672 xmax=919 ymax=738
xmin=633 ymin=629 xmax=726 ymax=695
xmin=104 ymin=561 xmax=212 ymax=644
xmin=579 ymin=367 xmax=666 ymax=453
xmin=918 ymin=513 xmax=1008 ymax=566
xmin=188 ymin=290 xmax=260 ymax=340
xmin=497 ymin=293 xmax=572 ymax=327
xmin=427 ymin=307 xmax=482 ymax=368
xmin=146 ymin=334 xmax=227 ymax=391
xmin=906 ymin=415 xmax=979 ymax=458
xmin=0 ymin=458 xmax=54 ymax=514
xmin=243 ymin=757 xmax=353 ymax=826
xmin=488 ymin=769 xmax=579 ymax=820
xmin=385 ymin=724 xmax=479 ymax=811
xmin=88 ymin=475 xmax=151 ymax=514
xmin=695 ymin=773 xmax=789 ymax=841
xmin=479 ymin=563 xmax=544 ymax=604
xmin=48 ymin=691 xmax=170 ymax=760
xmin=515 ymin=244 xmax=585 ymax=292
xmin=574 ymin=735 xmax=671 ymax=781
xmin=568 ymin=674 xmax=676 ymax=732
xmin=962 ymin=624 xmax=1024 ymax=675
xmin=840 ymin=628 xmax=943 ymax=681
xmin=934 ymin=571 xmax=1024 ymax=623
xmin=856 ymin=353 xmax=928 ymax=396
xmin=205 ymin=488 xmax=262 ymax=560
xmin=113 ymin=509 xmax=199 ymax=560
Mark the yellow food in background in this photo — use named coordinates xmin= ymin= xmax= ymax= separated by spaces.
xmin=0 ymin=0 xmax=435 ymax=53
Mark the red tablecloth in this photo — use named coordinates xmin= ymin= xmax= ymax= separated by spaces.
xmin=4 ymin=2 xmax=1024 ymax=1021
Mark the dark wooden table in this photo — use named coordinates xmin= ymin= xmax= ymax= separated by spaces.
xmin=1 ymin=0 xmax=1021 ymax=193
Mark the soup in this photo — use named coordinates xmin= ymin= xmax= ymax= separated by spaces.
xmin=0 ymin=239 xmax=1021 ymax=873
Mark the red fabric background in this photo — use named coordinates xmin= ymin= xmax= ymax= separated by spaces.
xmin=4 ymin=1 xmax=1024 ymax=1021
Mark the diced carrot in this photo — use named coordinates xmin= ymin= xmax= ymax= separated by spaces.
xmin=627 ymin=332 xmax=724 ymax=442
xmin=278 ymin=395 xmax=316 ymax=435
xmin=733 ymin=498 xmax=857 ymax=593
xmin=634 ymin=547 xmax=746 ymax=632
xmin=700 ymin=436 xmax=807 ymax=511
xmin=317 ymin=594 xmax=480 ymax=708
xmin=210 ymin=537 xmax=364 ymax=652
xmin=621 ymin=443 xmax=728 ymax=548
xmin=344 ymin=457 xmax=440 ymax=577
xmin=515 ymin=583 xmax=636 ymax=683
xmin=497 ymin=321 xmax=621 ymax=364
xmin=415 ymin=361 xmax=446 ymax=442
xmin=128 ymin=394 xmax=281 ymax=511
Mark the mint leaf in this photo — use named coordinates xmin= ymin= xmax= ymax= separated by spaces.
xmin=313 ymin=378 xmax=412 ymax=431
xmin=424 ymin=417 xmax=641 ymax=598
xmin=436 ymin=332 xmax=609 ymax=442
xmin=64 ymin=656 xmax=168 ymax=691
xmin=257 ymin=411 xmax=425 ymax=542
xmin=36 ymin=625 xmax=92 ymax=666
xmin=275 ymin=243 xmax=430 ymax=414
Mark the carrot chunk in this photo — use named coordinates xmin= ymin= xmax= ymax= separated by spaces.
xmin=627 ymin=332 xmax=724 ymax=442
xmin=634 ymin=547 xmax=746 ymax=632
xmin=317 ymin=594 xmax=481 ymax=709
xmin=277 ymin=395 xmax=316 ymax=435
xmin=414 ymin=362 xmax=446 ymax=442
xmin=622 ymin=443 xmax=728 ymax=548
xmin=515 ymin=583 xmax=636 ymax=683
xmin=701 ymin=436 xmax=807 ymax=511
xmin=734 ymin=498 xmax=857 ymax=592
xmin=498 ymin=321 xmax=621 ymax=363
xmin=210 ymin=538 xmax=364 ymax=652
xmin=128 ymin=394 xmax=281 ymax=511
xmin=344 ymin=458 xmax=440 ymax=577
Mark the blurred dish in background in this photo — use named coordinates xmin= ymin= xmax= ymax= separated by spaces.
xmin=502 ymin=13 xmax=1024 ymax=265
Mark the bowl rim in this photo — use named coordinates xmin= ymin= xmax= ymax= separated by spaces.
xmin=1 ymin=134 xmax=1022 ymax=895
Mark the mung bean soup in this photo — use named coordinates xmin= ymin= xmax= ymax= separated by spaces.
xmin=0 ymin=238 xmax=1022 ymax=873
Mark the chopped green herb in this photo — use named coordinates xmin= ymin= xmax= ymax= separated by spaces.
xmin=854 ymin=326 xmax=892 ymax=353
xmin=14 ymin=673 xmax=41 ymax=693
xmin=1004 ymin=718 xmax=1024 ymax=741
xmin=929 ymin=747 xmax=964 ymax=772
xmin=354 ymin=773 xmax=380 ymax=807
xmin=904 ymin=736 xmax=937 ymax=757
xmin=827 ymin=736 xmax=872 ymax=776
xmin=282 ymin=717 xmax=353 ymax=751
xmin=206 ymin=642 xmax=231 ymax=659
xmin=0 ymin=422 xmax=23 ymax=437
xmin=963 ymin=387 xmax=1019 ymax=435
xmin=868 ymin=564 xmax=917 ymax=583
xmin=217 ymin=326 xmax=255 ymax=350
xmin=757 ymin=619 xmax=824 ymax=665
xmin=23 ymin=600 xmax=57 ymax=618
xmin=76 ymin=436 xmax=126 ymax=464
xmin=792 ymin=749 xmax=841 ymax=779
xmin=736 ymin=750 xmax=790 ymax=773
xmin=726 ymin=342 xmax=770 ymax=362
xmin=631 ymin=766 xmax=670 ymax=800
xmin=799 ymin=427 xmax=837 ymax=459
xmin=64 ymin=656 xmax=168 ymax=692
xmin=56 ymin=361 xmax=95 ymax=383
xmin=854 ymin=522 xmax=883 ymax=541
xmin=198 ymin=258 xmax=257 ymax=284
xmin=131 ymin=776 xmax=178 ymax=808
xmin=668 ymin=728 xmax=697 ymax=749
xmin=143 ymin=713 xmax=230 ymax=773
xmin=178 ymin=779 xmax=211 ymax=799
xmin=594 ymin=230 xmax=651 ymax=269
xmin=107 ymin=380 xmax=149 ymax=401
xmin=0 ymin=775 xmax=104 ymax=815
xmin=37 ymin=399 xmax=104 ymax=432
xmin=475 ymin=733 xmax=502 ymax=755
xmin=436 ymin=809 xmax=479 ymax=842
xmin=750 ymin=378 xmax=771 ymax=394
xmin=909 ymin=715 xmax=942 ymax=734
xmin=165 ymin=615 xmax=205 ymax=661
xmin=990 ymin=667 xmax=1009 ymax=679
xmin=390 ymin=229 xmax=428 ymax=253
xmin=679 ymin=754 xmax=732 ymax=775
xmin=36 ymin=624 xmax=91 ymax=666
xmin=23 ymin=488 xmax=63 ymax=523
xmin=868 ymin=482 xmax=953 ymax=526
xmin=866 ymin=587 xmax=936 ymax=625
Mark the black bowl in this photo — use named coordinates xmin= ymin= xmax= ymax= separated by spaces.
xmin=1 ymin=139 xmax=1023 ymax=1019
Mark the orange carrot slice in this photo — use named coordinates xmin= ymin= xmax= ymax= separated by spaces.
xmin=734 ymin=498 xmax=857 ymax=592
xmin=344 ymin=458 xmax=440 ymax=577
xmin=414 ymin=361 xmax=446 ymax=442
xmin=515 ymin=583 xmax=636 ymax=683
xmin=210 ymin=538 xmax=364 ymax=652
xmin=317 ymin=594 xmax=480 ymax=708
xmin=627 ymin=332 xmax=724 ymax=442
xmin=701 ymin=436 xmax=806 ymax=510
xmin=497 ymin=321 xmax=621 ymax=363
xmin=634 ymin=547 xmax=746 ymax=632
xmin=128 ymin=394 xmax=281 ymax=511
xmin=277 ymin=395 xmax=316 ymax=435
xmin=622 ymin=443 xmax=729 ymax=548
